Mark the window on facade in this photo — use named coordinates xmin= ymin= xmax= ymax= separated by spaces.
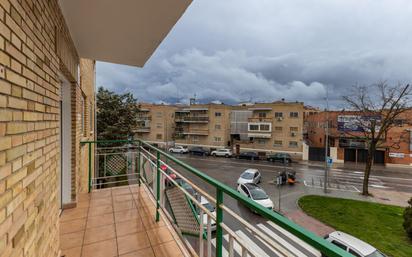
xmin=214 ymin=137 xmax=221 ymax=142
xmin=258 ymin=112 xmax=266 ymax=118
xmin=215 ymin=112 xmax=222 ymax=117
xmin=289 ymin=141 xmax=298 ymax=148
xmin=290 ymin=112 xmax=299 ymax=118
xmin=275 ymin=126 xmax=283 ymax=132
xmin=249 ymin=124 xmax=259 ymax=131
xmin=192 ymin=136 xmax=199 ymax=142
xmin=257 ymin=139 xmax=266 ymax=145
xmin=156 ymin=123 xmax=162 ymax=128
xmin=273 ymin=140 xmax=282 ymax=147
xmin=156 ymin=112 xmax=162 ymax=118
xmin=156 ymin=134 xmax=162 ymax=140
xmin=290 ymin=127 xmax=298 ymax=132
xmin=275 ymin=112 xmax=283 ymax=118
xmin=215 ymin=124 xmax=221 ymax=130
xmin=260 ymin=124 xmax=270 ymax=131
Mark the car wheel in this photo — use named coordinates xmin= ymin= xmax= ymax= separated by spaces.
xmin=225 ymin=154 xmax=229 ymax=158
xmin=212 ymin=153 xmax=216 ymax=157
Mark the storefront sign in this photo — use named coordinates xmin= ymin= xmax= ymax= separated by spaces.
xmin=389 ymin=152 xmax=405 ymax=158
xmin=337 ymin=115 xmax=381 ymax=132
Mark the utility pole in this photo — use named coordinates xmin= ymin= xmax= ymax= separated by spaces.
xmin=324 ymin=86 xmax=329 ymax=193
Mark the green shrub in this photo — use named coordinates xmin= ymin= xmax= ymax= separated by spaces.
xmin=403 ymin=197 xmax=412 ymax=239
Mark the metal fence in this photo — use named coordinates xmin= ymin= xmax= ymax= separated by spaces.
xmin=82 ymin=139 xmax=353 ymax=257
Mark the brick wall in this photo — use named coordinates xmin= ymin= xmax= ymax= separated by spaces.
xmin=0 ymin=0 xmax=92 ymax=256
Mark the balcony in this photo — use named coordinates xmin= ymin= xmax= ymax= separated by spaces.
xmin=135 ymin=126 xmax=151 ymax=133
xmin=137 ymin=115 xmax=152 ymax=121
xmin=74 ymin=140 xmax=352 ymax=257
xmin=247 ymin=132 xmax=272 ymax=138
xmin=183 ymin=129 xmax=209 ymax=136
xmin=248 ymin=117 xmax=273 ymax=122
xmin=182 ymin=116 xmax=209 ymax=123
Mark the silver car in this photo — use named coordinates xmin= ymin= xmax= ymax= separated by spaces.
xmin=237 ymin=169 xmax=261 ymax=185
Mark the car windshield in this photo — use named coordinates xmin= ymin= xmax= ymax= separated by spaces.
xmin=366 ymin=250 xmax=386 ymax=257
xmin=250 ymin=188 xmax=268 ymax=200
xmin=241 ymin=172 xmax=254 ymax=179
xmin=202 ymin=202 xmax=215 ymax=212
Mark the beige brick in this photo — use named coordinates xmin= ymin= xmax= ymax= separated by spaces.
xmin=6 ymin=166 xmax=27 ymax=190
xmin=6 ymin=144 xmax=26 ymax=161
xmin=0 ymin=163 xmax=11 ymax=180
xmin=12 ymin=157 xmax=22 ymax=172
xmin=0 ymin=152 xmax=5 ymax=166
xmin=0 ymin=50 xmax=10 ymax=67
xmin=11 ymin=85 xmax=22 ymax=97
xmin=22 ymin=89 xmax=37 ymax=101
xmin=11 ymin=135 xmax=22 ymax=147
xmin=0 ymin=123 xmax=5 ymax=136
xmin=6 ymin=122 xmax=27 ymax=134
xmin=0 ymin=19 xmax=11 ymax=40
xmin=0 ymin=109 xmax=13 ymax=121
xmin=6 ymin=69 xmax=26 ymax=87
xmin=0 ymin=189 xmax=12 ymax=210
xmin=0 ymin=80 xmax=11 ymax=95
xmin=23 ymin=111 xmax=37 ymax=121
xmin=8 ymin=96 xmax=27 ymax=109
xmin=0 ymin=136 xmax=12 ymax=151
xmin=0 ymin=94 xmax=6 ymax=107
xmin=12 ymin=110 xmax=22 ymax=121
xmin=10 ymin=58 xmax=21 ymax=73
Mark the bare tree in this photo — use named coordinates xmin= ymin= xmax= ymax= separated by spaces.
xmin=342 ymin=82 xmax=411 ymax=195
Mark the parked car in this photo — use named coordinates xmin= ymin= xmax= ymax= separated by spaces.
xmin=197 ymin=196 xmax=217 ymax=232
xmin=237 ymin=169 xmax=261 ymax=185
xmin=168 ymin=145 xmax=189 ymax=154
xmin=267 ymin=153 xmax=292 ymax=163
xmin=189 ymin=147 xmax=210 ymax=156
xmin=211 ymin=149 xmax=233 ymax=157
xmin=237 ymin=152 xmax=259 ymax=160
xmin=323 ymin=231 xmax=386 ymax=257
xmin=160 ymin=164 xmax=179 ymax=187
xmin=237 ymin=183 xmax=273 ymax=211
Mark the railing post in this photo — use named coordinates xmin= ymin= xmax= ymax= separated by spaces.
xmin=88 ymin=142 xmax=92 ymax=193
xmin=156 ymin=151 xmax=161 ymax=222
xmin=137 ymin=141 xmax=141 ymax=186
xmin=215 ymin=189 xmax=223 ymax=257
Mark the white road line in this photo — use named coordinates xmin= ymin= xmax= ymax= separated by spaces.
xmin=257 ymin=223 xmax=306 ymax=257
xmin=266 ymin=221 xmax=321 ymax=257
xmin=211 ymin=235 xmax=229 ymax=257
xmin=236 ymin=230 xmax=271 ymax=257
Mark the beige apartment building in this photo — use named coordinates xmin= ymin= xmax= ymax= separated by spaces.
xmin=230 ymin=101 xmax=305 ymax=157
xmin=173 ymin=104 xmax=232 ymax=148
xmin=0 ymin=1 xmax=192 ymax=257
xmin=134 ymin=103 xmax=178 ymax=147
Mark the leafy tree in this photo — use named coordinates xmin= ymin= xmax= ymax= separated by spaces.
xmin=96 ymin=87 xmax=140 ymax=142
xmin=342 ymin=82 xmax=411 ymax=195
xmin=404 ymin=197 xmax=412 ymax=239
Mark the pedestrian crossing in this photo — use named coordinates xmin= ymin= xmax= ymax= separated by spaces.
xmin=211 ymin=221 xmax=321 ymax=257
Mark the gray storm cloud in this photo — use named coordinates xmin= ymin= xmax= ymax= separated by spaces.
xmin=96 ymin=0 xmax=412 ymax=107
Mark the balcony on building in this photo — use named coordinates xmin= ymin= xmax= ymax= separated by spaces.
xmin=183 ymin=129 xmax=209 ymax=136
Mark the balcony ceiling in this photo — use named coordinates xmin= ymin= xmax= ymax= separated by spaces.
xmin=59 ymin=0 xmax=192 ymax=67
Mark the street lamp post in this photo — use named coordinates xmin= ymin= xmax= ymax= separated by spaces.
xmin=324 ymin=86 xmax=329 ymax=193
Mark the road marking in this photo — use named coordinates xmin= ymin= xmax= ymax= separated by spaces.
xmin=370 ymin=184 xmax=389 ymax=188
xmin=236 ymin=230 xmax=271 ymax=257
xmin=257 ymin=223 xmax=306 ymax=257
xmin=266 ymin=221 xmax=321 ymax=257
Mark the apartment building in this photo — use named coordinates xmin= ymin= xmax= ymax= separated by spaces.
xmin=135 ymin=103 xmax=178 ymax=147
xmin=304 ymin=110 xmax=412 ymax=166
xmin=0 ymin=1 xmax=191 ymax=256
xmin=230 ymin=101 xmax=305 ymax=157
xmin=174 ymin=104 xmax=232 ymax=148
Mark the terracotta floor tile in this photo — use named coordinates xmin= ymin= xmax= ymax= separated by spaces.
xmin=113 ymin=200 xmax=136 ymax=212
xmin=119 ymin=247 xmax=155 ymax=257
xmin=114 ymin=209 xmax=140 ymax=223
xmin=114 ymin=194 xmax=134 ymax=203
xmin=112 ymin=187 xmax=131 ymax=195
xmin=78 ymin=193 xmax=91 ymax=202
xmin=76 ymin=201 xmax=90 ymax=208
xmin=60 ymin=207 xmax=89 ymax=222
xmin=87 ymin=213 xmax=114 ymax=228
xmin=147 ymin=227 xmax=174 ymax=246
xmin=60 ymin=218 xmax=86 ymax=234
xmin=84 ymin=224 xmax=116 ymax=245
xmin=115 ymin=219 xmax=145 ymax=237
xmin=153 ymin=241 xmax=184 ymax=257
xmin=61 ymin=246 xmax=82 ymax=257
xmin=90 ymin=197 xmax=113 ymax=207
xmin=88 ymin=204 xmax=113 ymax=217
xmin=90 ymin=189 xmax=112 ymax=199
xmin=117 ymin=232 xmax=151 ymax=255
xmin=81 ymin=239 xmax=118 ymax=257
xmin=140 ymin=214 xmax=165 ymax=230
xmin=60 ymin=231 xmax=84 ymax=250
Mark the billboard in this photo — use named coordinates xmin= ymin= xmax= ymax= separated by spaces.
xmin=337 ymin=115 xmax=381 ymax=132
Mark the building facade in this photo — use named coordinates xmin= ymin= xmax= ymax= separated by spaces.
xmin=0 ymin=0 xmax=191 ymax=256
xmin=304 ymin=111 xmax=412 ymax=166
xmin=230 ymin=101 xmax=305 ymax=158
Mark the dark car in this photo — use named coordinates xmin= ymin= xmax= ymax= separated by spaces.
xmin=189 ymin=147 xmax=210 ymax=156
xmin=267 ymin=153 xmax=292 ymax=163
xmin=237 ymin=152 xmax=259 ymax=160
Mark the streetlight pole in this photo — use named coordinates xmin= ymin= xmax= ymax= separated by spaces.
xmin=324 ymin=86 xmax=329 ymax=193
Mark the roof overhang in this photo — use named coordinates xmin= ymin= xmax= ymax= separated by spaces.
xmin=58 ymin=0 xmax=192 ymax=67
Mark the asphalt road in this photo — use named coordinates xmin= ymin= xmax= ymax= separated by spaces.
xmin=167 ymin=153 xmax=412 ymax=257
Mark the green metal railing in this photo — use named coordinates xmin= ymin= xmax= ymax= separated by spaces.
xmin=82 ymin=139 xmax=353 ymax=257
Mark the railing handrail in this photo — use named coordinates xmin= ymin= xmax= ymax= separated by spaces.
xmin=81 ymin=139 xmax=352 ymax=257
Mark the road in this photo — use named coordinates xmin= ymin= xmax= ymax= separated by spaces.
xmin=167 ymin=153 xmax=412 ymax=257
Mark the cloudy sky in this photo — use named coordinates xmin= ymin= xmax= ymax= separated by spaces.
xmin=96 ymin=0 xmax=412 ymax=108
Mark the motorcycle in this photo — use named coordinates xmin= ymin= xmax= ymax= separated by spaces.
xmin=278 ymin=170 xmax=296 ymax=185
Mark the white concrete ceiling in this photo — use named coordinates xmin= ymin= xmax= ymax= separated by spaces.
xmin=59 ymin=0 xmax=192 ymax=67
